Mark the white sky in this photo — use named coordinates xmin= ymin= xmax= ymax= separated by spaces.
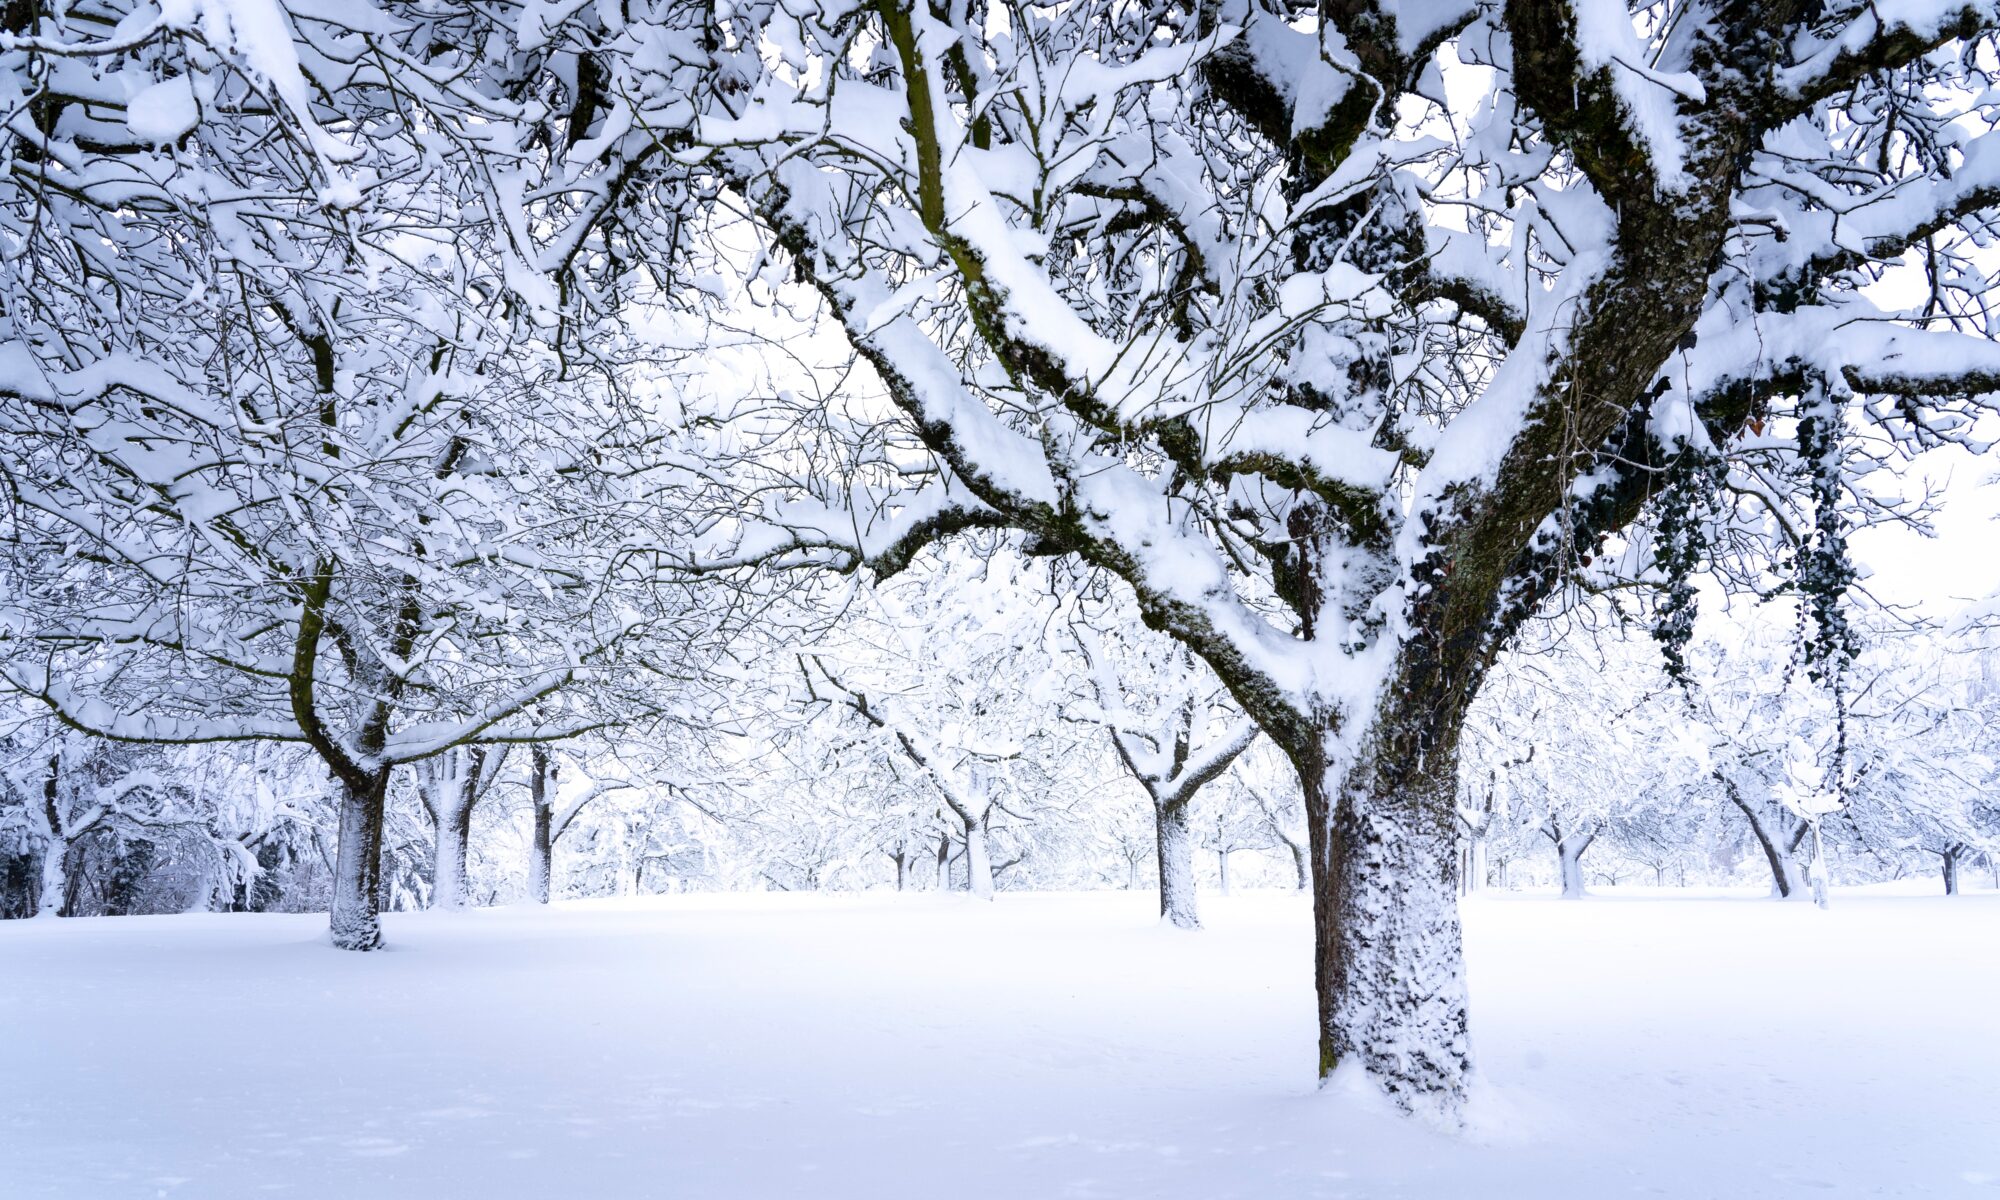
xmin=1850 ymin=445 xmax=2000 ymax=617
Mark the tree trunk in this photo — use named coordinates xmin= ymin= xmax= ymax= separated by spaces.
xmin=432 ymin=804 xmax=472 ymax=911
xmin=934 ymin=831 xmax=951 ymax=890
xmin=1155 ymin=798 xmax=1199 ymax=929
xmin=1288 ymin=837 xmax=1309 ymax=891
xmin=1558 ymin=835 xmax=1591 ymax=900
xmin=1297 ymin=730 xmax=1469 ymax=1116
xmin=893 ymin=847 xmax=909 ymax=891
xmin=428 ymin=747 xmax=487 ymax=912
xmin=329 ymin=770 xmax=391 ymax=951
xmin=963 ymin=813 xmax=994 ymax=899
xmin=528 ymin=748 xmax=553 ymax=904
xmin=34 ymin=841 xmax=66 ymax=919
xmin=1942 ymin=845 xmax=1962 ymax=896
xmin=1724 ymin=779 xmax=1810 ymax=900
xmin=33 ymin=754 xmax=65 ymax=919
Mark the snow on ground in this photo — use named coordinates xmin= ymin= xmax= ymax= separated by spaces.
xmin=3 ymin=888 xmax=1997 ymax=1199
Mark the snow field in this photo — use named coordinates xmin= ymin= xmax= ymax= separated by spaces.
xmin=2 ymin=889 xmax=1996 ymax=1198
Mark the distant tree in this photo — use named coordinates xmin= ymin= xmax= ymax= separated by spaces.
xmin=1066 ymin=610 xmax=1257 ymax=928
xmin=795 ymin=554 xmax=1086 ymax=899
xmin=0 ymin=729 xmax=249 ymax=917
xmin=413 ymin=748 xmax=512 ymax=913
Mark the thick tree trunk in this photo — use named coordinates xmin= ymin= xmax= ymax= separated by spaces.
xmin=528 ymin=748 xmax=553 ymax=904
xmin=1941 ymin=845 xmax=1962 ymax=896
xmin=1298 ymin=732 xmax=1470 ymax=1116
xmin=893 ymin=848 xmax=909 ymax=891
xmin=963 ymin=814 xmax=994 ymax=900
xmin=1155 ymin=798 xmax=1199 ymax=929
xmin=329 ymin=770 xmax=391 ymax=951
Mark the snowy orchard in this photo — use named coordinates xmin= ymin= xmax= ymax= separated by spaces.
xmin=1 ymin=0 xmax=1999 ymax=1129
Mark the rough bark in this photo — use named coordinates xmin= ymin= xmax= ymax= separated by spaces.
xmin=1155 ymin=798 xmax=1200 ymax=929
xmin=328 ymin=770 xmax=391 ymax=951
xmin=1295 ymin=721 xmax=1470 ymax=1117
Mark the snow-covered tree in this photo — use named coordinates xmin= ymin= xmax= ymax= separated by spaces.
xmin=1237 ymin=742 xmax=1312 ymax=891
xmin=0 ymin=0 xmax=719 ymax=948
xmin=1833 ymin=639 xmax=2000 ymax=894
xmin=1195 ymin=783 xmax=1279 ymax=897
xmin=5 ymin=0 xmax=2000 ymax=1130
xmin=686 ymin=0 xmax=2000 ymax=1112
xmin=412 ymin=748 xmax=512 ymax=913
xmin=1065 ymin=594 xmax=1257 ymax=928
xmin=0 ymin=725 xmax=257 ymax=917
xmin=798 ymin=557 xmax=1085 ymax=899
xmin=1465 ymin=628 xmax=1693 ymax=898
